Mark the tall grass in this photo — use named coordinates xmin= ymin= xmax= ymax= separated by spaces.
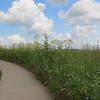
xmin=0 ymin=40 xmax=100 ymax=100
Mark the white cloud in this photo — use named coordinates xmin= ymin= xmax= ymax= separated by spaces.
xmin=58 ymin=0 xmax=100 ymax=25
xmin=58 ymin=0 xmax=100 ymax=47
xmin=47 ymin=0 xmax=68 ymax=5
xmin=0 ymin=37 xmax=6 ymax=45
xmin=73 ymin=25 xmax=97 ymax=37
xmin=7 ymin=34 xmax=25 ymax=44
xmin=0 ymin=34 xmax=25 ymax=46
xmin=51 ymin=32 xmax=72 ymax=40
xmin=0 ymin=0 xmax=53 ymax=35
xmin=37 ymin=3 xmax=46 ymax=11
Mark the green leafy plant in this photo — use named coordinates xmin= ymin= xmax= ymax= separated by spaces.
xmin=0 ymin=38 xmax=99 ymax=100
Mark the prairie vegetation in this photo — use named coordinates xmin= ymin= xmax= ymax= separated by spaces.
xmin=0 ymin=35 xmax=99 ymax=100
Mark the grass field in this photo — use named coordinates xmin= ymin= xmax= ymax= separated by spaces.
xmin=0 ymin=42 xmax=100 ymax=100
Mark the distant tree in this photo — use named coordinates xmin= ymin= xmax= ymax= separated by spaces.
xmin=51 ymin=39 xmax=63 ymax=49
xmin=33 ymin=41 xmax=42 ymax=49
xmin=82 ymin=43 xmax=94 ymax=50
xmin=43 ymin=33 xmax=49 ymax=50
xmin=63 ymin=39 xmax=73 ymax=49
xmin=96 ymin=40 xmax=100 ymax=50
xmin=50 ymin=39 xmax=57 ymax=49
xmin=50 ymin=39 xmax=73 ymax=49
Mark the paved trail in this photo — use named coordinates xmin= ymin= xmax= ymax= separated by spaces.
xmin=0 ymin=60 xmax=51 ymax=100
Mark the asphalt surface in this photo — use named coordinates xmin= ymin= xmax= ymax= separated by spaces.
xmin=0 ymin=60 xmax=51 ymax=100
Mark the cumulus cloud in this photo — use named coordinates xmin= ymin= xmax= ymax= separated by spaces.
xmin=73 ymin=25 xmax=97 ymax=37
xmin=50 ymin=32 xmax=72 ymax=40
xmin=47 ymin=0 xmax=68 ymax=5
xmin=0 ymin=34 xmax=25 ymax=46
xmin=37 ymin=3 xmax=46 ymax=11
xmin=58 ymin=0 xmax=100 ymax=25
xmin=7 ymin=34 xmax=25 ymax=44
xmin=0 ymin=0 xmax=53 ymax=35
xmin=58 ymin=0 xmax=100 ymax=46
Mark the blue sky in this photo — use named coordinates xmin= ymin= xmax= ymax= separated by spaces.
xmin=0 ymin=0 xmax=100 ymax=48
xmin=0 ymin=0 xmax=77 ymax=38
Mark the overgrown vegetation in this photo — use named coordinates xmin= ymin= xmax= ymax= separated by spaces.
xmin=0 ymin=36 xmax=99 ymax=100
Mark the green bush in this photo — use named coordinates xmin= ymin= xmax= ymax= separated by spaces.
xmin=0 ymin=45 xmax=99 ymax=100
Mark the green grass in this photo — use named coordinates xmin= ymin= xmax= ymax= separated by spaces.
xmin=0 ymin=45 xmax=100 ymax=100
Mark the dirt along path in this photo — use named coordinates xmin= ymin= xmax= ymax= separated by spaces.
xmin=0 ymin=60 xmax=52 ymax=100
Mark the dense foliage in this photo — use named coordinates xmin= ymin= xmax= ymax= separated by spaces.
xmin=0 ymin=41 xmax=100 ymax=100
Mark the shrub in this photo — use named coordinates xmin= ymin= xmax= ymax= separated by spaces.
xmin=0 ymin=42 xmax=99 ymax=100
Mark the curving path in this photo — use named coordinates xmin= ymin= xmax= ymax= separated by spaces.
xmin=0 ymin=60 xmax=51 ymax=100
